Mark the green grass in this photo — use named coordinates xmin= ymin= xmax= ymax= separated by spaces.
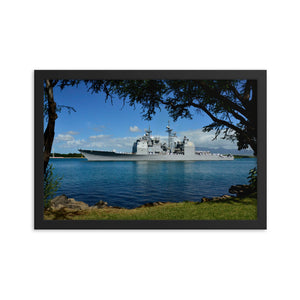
xmin=44 ymin=194 xmax=257 ymax=221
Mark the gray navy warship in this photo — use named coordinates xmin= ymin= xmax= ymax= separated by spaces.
xmin=79 ymin=123 xmax=234 ymax=161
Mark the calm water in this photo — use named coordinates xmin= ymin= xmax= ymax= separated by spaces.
xmin=50 ymin=158 xmax=257 ymax=208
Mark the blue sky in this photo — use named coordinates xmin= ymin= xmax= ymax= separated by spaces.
xmin=50 ymin=82 xmax=252 ymax=154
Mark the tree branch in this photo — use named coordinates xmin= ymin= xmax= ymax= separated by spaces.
xmin=190 ymin=102 xmax=250 ymax=141
xmin=199 ymin=81 xmax=247 ymax=117
xmin=227 ymin=84 xmax=249 ymax=109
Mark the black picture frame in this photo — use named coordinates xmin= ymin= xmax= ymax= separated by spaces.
xmin=35 ymin=70 xmax=266 ymax=229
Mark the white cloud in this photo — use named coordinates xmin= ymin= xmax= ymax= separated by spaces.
xmin=54 ymin=134 xmax=85 ymax=149
xmin=89 ymin=134 xmax=108 ymax=140
xmin=55 ymin=134 xmax=74 ymax=142
xmin=129 ymin=125 xmax=141 ymax=132
xmin=65 ymin=139 xmax=85 ymax=147
xmin=179 ymin=128 xmax=237 ymax=149
xmin=65 ymin=131 xmax=79 ymax=135
xmin=86 ymin=135 xmax=137 ymax=151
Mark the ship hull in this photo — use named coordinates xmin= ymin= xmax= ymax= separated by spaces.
xmin=79 ymin=150 xmax=234 ymax=161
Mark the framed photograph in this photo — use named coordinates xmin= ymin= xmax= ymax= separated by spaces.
xmin=35 ymin=70 xmax=266 ymax=229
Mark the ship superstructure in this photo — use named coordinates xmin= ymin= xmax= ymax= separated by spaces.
xmin=79 ymin=123 xmax=234 ymax=161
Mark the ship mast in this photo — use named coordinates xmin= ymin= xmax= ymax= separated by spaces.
xmin=145 ymin=126 xmax=152 ymax=136
xmin=166 ymin=121 xmax=172 ymax=149
xmin=144 ymin=125 xmax=152 ymax=144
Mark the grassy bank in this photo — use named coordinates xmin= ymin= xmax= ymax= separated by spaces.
xmin=44 ymin=194 xmax=257 ymax=221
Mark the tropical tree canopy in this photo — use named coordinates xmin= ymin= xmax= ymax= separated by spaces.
xmin=87 ymin=79 xmax=257 ymax=154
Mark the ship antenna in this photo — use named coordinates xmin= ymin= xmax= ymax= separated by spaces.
xmin=145 ymin=124 xmax=152 ymax=138
xmin=166 ymin=120 xmax=172 ymax=148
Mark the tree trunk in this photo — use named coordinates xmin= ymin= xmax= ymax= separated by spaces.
xmin=44 ymin=80 xmax=57 ymax=173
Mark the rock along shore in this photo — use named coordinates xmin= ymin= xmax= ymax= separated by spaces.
xmin=48 ymin=195 xmax=112 ymax=211
xmin=46 ymin=184 xmax=255 ymax=213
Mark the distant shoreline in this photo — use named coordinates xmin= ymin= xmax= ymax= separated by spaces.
xmin=50 ymin=153 xmax=84 ymax=159
xmin=233 ymin=155 xmax=255 ymax=159
xmin=50 ymin=157 xmax=85 ymax=159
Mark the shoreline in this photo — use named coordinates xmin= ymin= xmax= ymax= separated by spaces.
xmin=50 ymin=157 xmax=85 ymax=159
xmin=44 ymin=190 xmax=257 ymax=220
